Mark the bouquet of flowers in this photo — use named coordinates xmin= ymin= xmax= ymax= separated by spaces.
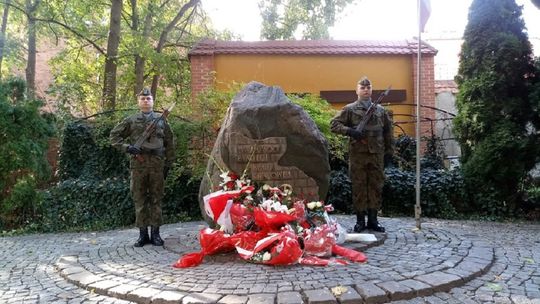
xmin=236 ymin=227 xmax=303 ymax=265
xmin=203 ymin=170 xmax=255 ymax=233
xmin=175 ymin=162 xmax=370 ymax=268
xmin=303 ymin=224 xmax=336 ymax=257
xmin=305 ymin=200 xmax=334 ymax=227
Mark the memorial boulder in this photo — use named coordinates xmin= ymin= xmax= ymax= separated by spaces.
xmin=198 ymin=81 xmax=330 ymax=222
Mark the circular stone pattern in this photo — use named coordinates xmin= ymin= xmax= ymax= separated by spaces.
xmin=55 ymin=217 xmax=496 ymax=303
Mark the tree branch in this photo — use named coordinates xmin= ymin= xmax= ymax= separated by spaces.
xmin=0 ymin=0 xmax=27 ymax=17
xmin=156 ymin=0 xmax=199 ymax=52
xmin=33 ymin=17 xmax=106 ymax=55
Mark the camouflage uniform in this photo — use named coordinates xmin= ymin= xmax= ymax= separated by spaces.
xmin=331 ymin=82 xmax=393 ymax=231
xmin=110 ymin=112 xmax=175 ymax=228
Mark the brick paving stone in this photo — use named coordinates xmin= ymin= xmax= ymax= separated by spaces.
xmin=247 ymin=293 xmax=275 ymax=304
xmin=399 ymin=279 xmax=433 ymax=297
xmin=182 ymin=292 xmax=222 ymax=303
xmin=218 ymin=294 xmax=248 ymax=304
xmin=151 ymin=290 xmax=186 ymax=304
xmin=87 ymin=279 xmax=121 ymax=294
xmin=376 ymin=281 xmax=412 ymax=301
xmin=334 ymin=286 xmax=362 ymax=304
xmin=107 ymin=284 xmax=139 ymax=298
xmin=415 ymin=271 xmax=462 ymax=292
xmin=303 ymin=289 xmax=336 ymax=304
xmin=126 ymin=287 xmax=161 ymax=303
xmin=277 ymin=291 xmax=304 ymax=304
xmin=355 ymin=282 xmax=389 ymax=304
xmin=66 ymin=271 xmax=102 ymax=287
xmin=61 ymin=266 xmax=86 ymax=276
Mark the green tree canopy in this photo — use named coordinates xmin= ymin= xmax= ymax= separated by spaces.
xmin=258 ymin=0 xmax=354 ymax=40
xmin=454 ymin=0 xmax=539 ymax=215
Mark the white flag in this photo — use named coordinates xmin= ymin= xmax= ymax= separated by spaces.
xmin=420 ymin=0 xmax=431 ymax=32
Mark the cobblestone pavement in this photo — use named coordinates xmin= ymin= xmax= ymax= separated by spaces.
xmin=0 ymin=217 xmax=538 ymax=304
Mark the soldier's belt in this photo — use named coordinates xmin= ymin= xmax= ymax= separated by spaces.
xmin=362 ymin=130 xmax=383 ymax=136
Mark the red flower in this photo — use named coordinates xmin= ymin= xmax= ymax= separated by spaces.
xmin=228 ymin=172 xmax=239 ymax=180
xmin=226 ymin=181 xmax=235 ymax=190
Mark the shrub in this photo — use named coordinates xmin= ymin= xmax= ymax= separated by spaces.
xmin=40 ymin=177 xmax=132 ymax=231
xmin=382 ymin=167 xmax=463 ymax=219
xmin=41 ymin=112 xmax=205 ymax=232
xmin=1 ymin=176 xmax=43 ymax=230
xmin=57 ymin=116 xmax=129 ymax=181
xmin=326 ymin=167 xmax=353 ymax=214
xmin=0 ymin=77 xmax=55 ymax=231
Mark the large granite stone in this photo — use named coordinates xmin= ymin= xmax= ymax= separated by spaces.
xmin=199 ymin=81 xmax=330 ymax=223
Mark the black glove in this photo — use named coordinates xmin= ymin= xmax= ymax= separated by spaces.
xmin=127 ymin=145 xmax=141 ymax=155
xmin=384 ymin=154 xmax=394 ymax=168
xmin=163 ymin=166 xmax=170 ymax=180
xmin=347 ymin=128 xmax=364 ymax=140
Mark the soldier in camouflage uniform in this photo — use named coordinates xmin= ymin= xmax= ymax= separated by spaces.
xmin=330 ymin=77 xmax=394 ymax=233
xmin=110 ymin=88 xmax=175 ymax=247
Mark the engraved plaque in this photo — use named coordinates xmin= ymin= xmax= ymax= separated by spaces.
xmin=228 ymin=133 xmax=319 ymax=199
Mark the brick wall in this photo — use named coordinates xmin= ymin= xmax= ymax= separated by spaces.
xmin=412 ymin=54 xmax=436 ymax=151
xmin=190 ymin=55 xmax=215 ymax=101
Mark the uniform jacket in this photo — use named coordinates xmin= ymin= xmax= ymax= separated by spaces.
xmin=331 ymin=99 xmax=394 ymax=155
xmin=110 ymin=111 xmax=175 ymax=168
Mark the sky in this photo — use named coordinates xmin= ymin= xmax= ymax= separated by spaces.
xmin=201 ymin=0 xmax=540 ymax=42
xmin=200 ymin=0 xmax=540 ymax=80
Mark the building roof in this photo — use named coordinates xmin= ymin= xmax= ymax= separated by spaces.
xmin=189 ymin=39 xmax=438 ymax=57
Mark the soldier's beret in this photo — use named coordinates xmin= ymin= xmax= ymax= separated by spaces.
xmin=138 ymin=87 xmax=152 ymax=96
xmin=358 ymin=76 xmax=371 ymax=86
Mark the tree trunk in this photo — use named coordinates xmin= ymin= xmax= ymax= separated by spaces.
xmin=150 ymin=0 xmax=199 ymax=98
xmin=133 ymin=1 xmax=153 ymax=96
xmin=25 ymin=0 xmax=39 ymax=100
xmin=102 ymin=0 xmax=123 ymax=110
xmin=0 ymin=1 xmax=10 ymax=79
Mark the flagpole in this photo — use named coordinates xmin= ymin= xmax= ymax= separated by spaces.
xmin=415 ymin=0 xmax=422 ymax=229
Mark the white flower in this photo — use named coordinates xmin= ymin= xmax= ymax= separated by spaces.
xmin=261 ymin=199 xmax=273 ymax=211
xmin=272 ymin=201 xmax=282 ymax=211
xmin=262 ymin=184 xmax=271 ymax=191
xmin=235 ymin=180 xmax=244 ymax=189
xmin=262 ymin=252 xmax=272 ymax=261
xmin=316 ymin=201 xmax=323 ymax=208
xmin=219 ymin=171 xmax=231 ymax=182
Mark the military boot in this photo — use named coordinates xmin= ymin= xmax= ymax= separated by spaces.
xmin=366 ymin=209 xmax=385 ymax=232
xmin=134 ymin=227 xmax=150 ymax=247
xmin=353 ymin=211 xmax=366 ymax=232
xmin=150 ymin=226 xmax=164 ymax=246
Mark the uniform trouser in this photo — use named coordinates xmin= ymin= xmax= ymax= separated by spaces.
xmin=130 ymin=156 xmax=164 ymax=227
xmin=349 ymin=152 xmax=384 ymax=212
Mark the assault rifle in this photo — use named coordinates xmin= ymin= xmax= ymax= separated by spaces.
xmin=354 ymin=85 xmax=392 ymax=134
xmin=132 ymin=102 xmax=175 ymax=162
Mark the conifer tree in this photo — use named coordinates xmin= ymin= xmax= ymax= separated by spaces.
xmin=454 ymin=0 xmax=539 ymax=215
